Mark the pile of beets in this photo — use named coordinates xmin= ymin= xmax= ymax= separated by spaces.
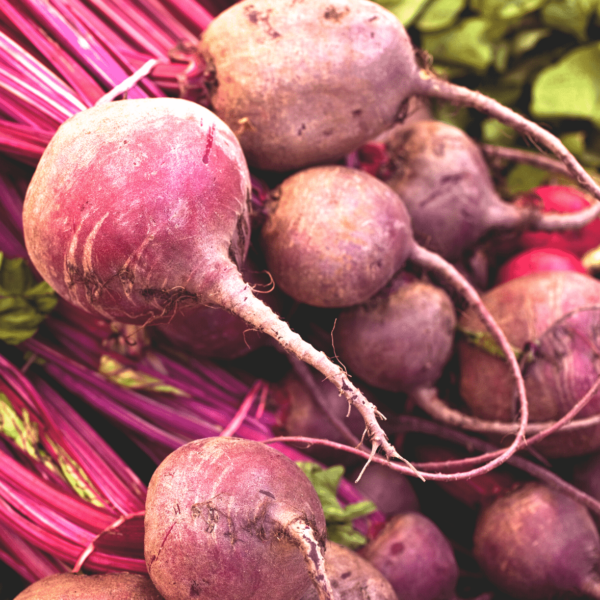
xmin=13 ymin=0 xmax=600 ymax=598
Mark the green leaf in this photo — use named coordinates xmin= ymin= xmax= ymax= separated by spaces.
xmin=296 ymin=462 xmax=377 ymax=549
xmin=494 ymin=40 xmax=511 ymax=72
xmin=99 ymin=355 xmax=188 ymax=395
xmin=375 ymin=0 xmax=431 ymax=25
xmin=421 ymin=17 xmax=495 ymax=73
xmin=0 ymin=253 xmax=57 ymax=345
xmin=541 ymin=0 xmax=598 ymax=42
xmin=416 ymin=0 xmax=467 ymax=31
xmin=511 ymin=28 xmax=552 ymax=57
xmin=505 ymin=163 xmax=550 ymax=195
xmin=530 ymin=44 xmax=600 ymax=127
xmin=470 ymin=0 xmax=548 ymax=20
xmin=481 ymin=118 xmax=518 ymax=145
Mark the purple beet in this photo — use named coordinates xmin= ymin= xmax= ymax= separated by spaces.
xmin=14 ymin=573 xmax=163 ymax=599
xmin=458 ymin=270 xmax=600 ymax=457
xmin=474 ymin=482 xmax=600 ymax=599
xmin=361 ymin=512 xmax=459 ymax=600
xmin=199 ymin=0 xmax=600 ymax=221
xmin=333 ymin=275 xmax=456 ymax=393
xmin=300 ymin=541 xmax=398 ymax=600
xmin=23 ymin=97 xmax=395 ymax=461
xmin=144 ymin=437 xmax=333 ymax=600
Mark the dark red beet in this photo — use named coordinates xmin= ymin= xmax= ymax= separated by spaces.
xmin=495 ymin=247 xmax=587 ymax=285
xmin=14 ymin=572 xmax=163 ymax=599
xmin=333 ymin=276 xmax=456 ymax=393
xmin=23 ymin=98 xmax=396 ymax=461
xmin=517 ymin=185 xmax=600 ymax=256
xmin=300 ymin=542 xmax=398 ymax=600
xmin=385 ymin=120 xmax=525 ymax=262
xmin=474 ymin=482 xmax=600 ymax=600
xmin=458 ymin=270 xmax=600 ymax=457
xmin=144 ymin=437 xmax=333 ymax=600
xmin=361 ymin=512 xmax=458 ymax=600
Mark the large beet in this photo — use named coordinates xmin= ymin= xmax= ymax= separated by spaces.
xmin=300 ymin=542 xmax=398 ymax=600
xmin=458 ymin=270 xmax=600 ymax=457
xmin=14 ymin=573 xmax=163 ymax=600
xmin=361 ymin=512 xmax=458 ymax=600
xmin=474 ymin=482 xmax=600 ymax=600
xmin=144 ymin=437 xmax=332 ymax=600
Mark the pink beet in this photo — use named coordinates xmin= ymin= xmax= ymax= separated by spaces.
xmin=495 ymin=247 xmax=587 ymax=285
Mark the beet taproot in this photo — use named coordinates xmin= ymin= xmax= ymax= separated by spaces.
xmin=300 ymin=541 xmax=398 ymax=600
xmin=22 ymin=97 xmax=397 ymax=461
xmin=474 ymin=482 xmax=600 ymax=600
xmin=14 ymin=572 xmax=163 ymax=600
xmin=144 ymin=437 xmax=332 ymax=600
xmin=458 ymin=270 xmax=600 ymax=457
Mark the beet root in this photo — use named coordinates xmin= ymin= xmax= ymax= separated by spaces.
xmin=144 ymin=437 xmax=333 ymax=600
xmin=23 ymin=97 xmax=398 ymax=463
xmin=458 ymin=270 xmax=600 ymax=457
xmin=361 ymin=512 xmax=459 ymax=600
xmin=200 ymin=0 xmax=417 ymax=172
xmin=14 ymin=573 xmax=164 ymax=600
xmin=474 ymin=482 xmax=600 ymax=600
xmin=300 ymin=541 xmax=398 ymax=600
xmin=385 ymin=120 xmax=525 ymax=262
xmin=261 ymin=165 xmax=413 ymax=308
xmin=333 ymin=275 xmax=456 ymax=393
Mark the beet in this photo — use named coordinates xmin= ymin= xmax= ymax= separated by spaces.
xmin=14 ymin=572 xmax=163 ymax=599
xmin=473 ymin=482 xmax=600 ymax=600
xmin=198 ymin=0 xmax=600 ymax=215
xmin=333 ymin=276 xmax=456 ymax=393
xmin=23 ymin=97 xmax=396 ymax=461
xmin=458 ymin=270 xmax=600 ymax=457
xmin=260 ymin=165 xmax=413 ymax=308
xmin=144 ymin=437 xmax=332 ymax=600
xmin=361 ymin=512 xmax=459 ymax=600
xmin=385 ymin=120 xmax=527 ymax=261
xmin=299 ymin=541 xmax=398 ymax=600
xmin=495 ymin=247 xmax=587 ymax=285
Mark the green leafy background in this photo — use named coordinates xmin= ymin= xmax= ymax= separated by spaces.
xmin=376 ymin=0 xmax=600 ymax=193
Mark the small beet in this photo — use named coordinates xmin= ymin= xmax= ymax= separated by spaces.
xmin=260 ymin=165 xmax=413 ymax=308
xmin=144 ymin=437 xmax=333 ymax=600
xmin=362 ymin=512 xmax=459 ymax=600
xmin=385 ymin=120 xmax=525 ymax=262
xmin=458 ymin=270 xmax=600 ymax=457
xmin=495 ymin=247 xmax=587 ymax=285
xmin=474 ymin=482 xmax=600 ymax=600
xmin=333 ymin=276 xmax=456 ymax=393
xmin=300 ymin=541 xmax=398 ymax=600
xmin=14 ymin=572 xmax=164 ymax=600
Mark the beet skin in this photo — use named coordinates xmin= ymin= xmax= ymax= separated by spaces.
xmin=144 ymin=437 xmax=330 ymax=600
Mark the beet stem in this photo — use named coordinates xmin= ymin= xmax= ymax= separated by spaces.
xmin=95 ymin=58 xmax=159 ymax=106
xmin=413 ymin=386 xmax=600 ymax=436
xmin=408 ymin=243 xmax=529 ymax=470
xmin=213 ymin=266 xmax=399 ymax=462
xmin=287 ymin=519 xmax=334 ymax=600
xmin=416 ymin=72 xmax=600 ymax=231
